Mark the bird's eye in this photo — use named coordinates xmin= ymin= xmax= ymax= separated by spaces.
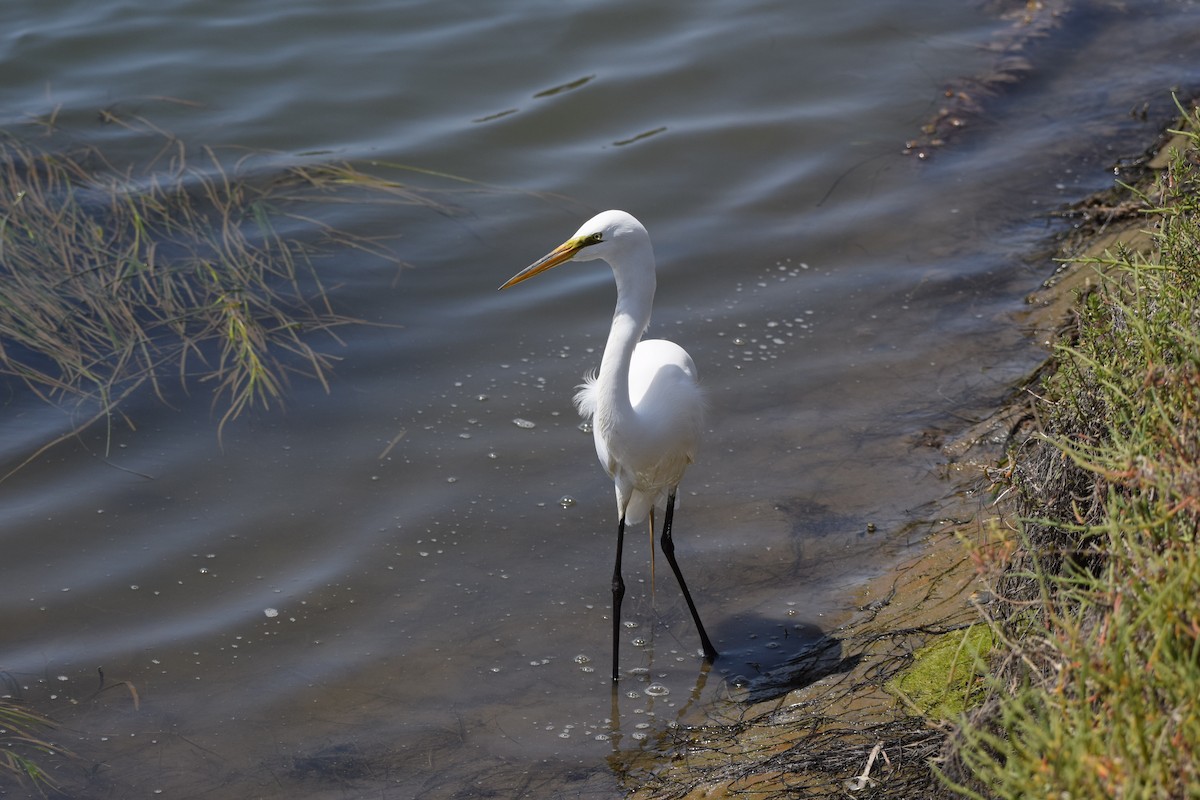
xmin=590 ymin=232 xmax=603 ymax=243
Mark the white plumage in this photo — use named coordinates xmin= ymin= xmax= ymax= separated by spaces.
xmin=499 ymin=209 xmax=717 ymax=681
xmin=574 ymin=337 xmax=703 ymax=525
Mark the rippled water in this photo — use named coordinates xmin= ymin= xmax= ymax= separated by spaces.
xmin=2 ymin=1 xmax=1198 ymax=796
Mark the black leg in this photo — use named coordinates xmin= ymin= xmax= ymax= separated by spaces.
xmin=661 ymin=491 xmax=718 ymax=662
xmin=612 ymin=514 xmax=627 ymax=683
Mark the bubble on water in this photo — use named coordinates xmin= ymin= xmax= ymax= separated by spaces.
xmin=577 ymin=421 xmax=592 ymax=433
xmin=512 ymin=418 xmax=536 ymax=429
xmin=264 ymin=608 xmax=279 ymax=618
xmin=631 ymin=732 xmax=647 ymax=741
xmin=644 ymin=683 xmax=670 ymax=697
xmin=559 ymin=496 xmax=576 ymax=509
xmin=573 ymin=654 xmax=591 ymax=664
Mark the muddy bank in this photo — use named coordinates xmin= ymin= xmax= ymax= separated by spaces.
xmin=611 ymin=120 xmax=1188 ymax=800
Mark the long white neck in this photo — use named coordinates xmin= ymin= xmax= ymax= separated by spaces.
xmin=596 ymin=239 xmax=656 ymax=427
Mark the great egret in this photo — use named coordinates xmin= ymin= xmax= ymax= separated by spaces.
xmin=499 ymin=210 xmax=718 ymax=682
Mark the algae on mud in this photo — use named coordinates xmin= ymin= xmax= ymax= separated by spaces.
xmin=885 ymin=624 xmax=995 ymax=721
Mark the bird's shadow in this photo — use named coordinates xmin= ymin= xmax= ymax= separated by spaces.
xmin=713 ymin=613 xmax=860 ymax=704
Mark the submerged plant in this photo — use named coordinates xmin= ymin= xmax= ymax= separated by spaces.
xmin=0 ymin=113 xmax=438 ymax=477
xmin=0 ymin=695 xmax=72 ymax=794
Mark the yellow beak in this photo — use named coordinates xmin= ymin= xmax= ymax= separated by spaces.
xmin=498 ymin=237 xmax=586 ymax=290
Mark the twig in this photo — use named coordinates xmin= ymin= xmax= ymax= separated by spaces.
xmin=844 ymin=741 xmax=890 ymax=791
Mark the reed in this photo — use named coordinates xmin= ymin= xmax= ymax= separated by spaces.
xmin=0 ymin=114 xmax=432 ymax=477
xmin=0 ymin=695 xmax=73 ymax=794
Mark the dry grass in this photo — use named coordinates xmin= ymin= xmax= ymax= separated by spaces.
xmin=0 ymin=113 xmax=445 ymax=478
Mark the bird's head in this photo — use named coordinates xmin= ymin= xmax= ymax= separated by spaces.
xmin=499 ymin=210 xmax=648 ymax=290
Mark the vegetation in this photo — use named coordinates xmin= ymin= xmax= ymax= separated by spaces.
xmin=617 ymin=107 xmax=1200 ymax=800
xmin=5 ymin=97 xmax=1196 ymax=800
xmin=0 ymin=113 xmax=436 ymax=478
xmin=0 ymin=695 xmax=72 ymax=794
xmin=945 ymin=103 xmax=1200 ymax=798
xmin=888 ymin=624 xmax=996 ymax=721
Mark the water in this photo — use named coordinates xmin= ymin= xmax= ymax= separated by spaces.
xmin=2 ymin=0 xmax=1198 ymax=796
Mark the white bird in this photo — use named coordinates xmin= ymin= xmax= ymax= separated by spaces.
xmin=499 ymin=210 xmax=717 ymax=682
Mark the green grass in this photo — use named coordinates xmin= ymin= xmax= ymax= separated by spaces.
xmin=944 ymin=103 xmax=1200 ymax=798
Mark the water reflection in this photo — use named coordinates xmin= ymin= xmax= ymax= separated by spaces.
xmin=607 ymin=660 xmax=713 ymax=749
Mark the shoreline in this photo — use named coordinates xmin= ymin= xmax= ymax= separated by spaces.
xmin=619 ymin=111 xmax=1197 ymax=799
